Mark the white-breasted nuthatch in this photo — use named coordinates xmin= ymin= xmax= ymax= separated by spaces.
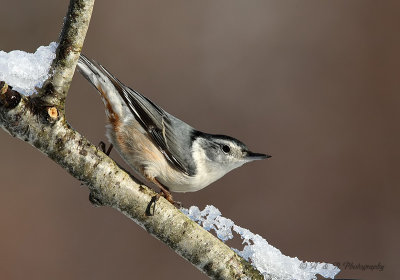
xmin=77 ymin=54 xmax=270 ymax=204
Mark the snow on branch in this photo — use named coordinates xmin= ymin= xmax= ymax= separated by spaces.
xmin=0 ymin=43 xmax=57 ymax=95
xmin=182 ymin=205 xmax=340 ymax=280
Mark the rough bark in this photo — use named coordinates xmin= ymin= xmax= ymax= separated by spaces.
xmin=0 ymin=0 xmax=267 ymax=279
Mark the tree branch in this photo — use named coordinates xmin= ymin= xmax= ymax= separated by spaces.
xmin=0 ymin=0 xmax=267 ymax=279
xmin=40 ymin=0 xmax=95 ymax=111
xmin=0 ymin=82 xmax=264 ymax=279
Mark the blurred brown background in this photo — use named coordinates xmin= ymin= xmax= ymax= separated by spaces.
xmin=1 ymin=1 xmax=399 ymax=279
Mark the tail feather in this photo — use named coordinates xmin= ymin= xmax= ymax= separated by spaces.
xmin=77 ymin=54 xmax=125 ymax=117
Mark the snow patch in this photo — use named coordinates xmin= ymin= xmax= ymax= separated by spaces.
xmin=182 ymin=205 xmax=340 ymax=280
xmin=0 ymin=42 xmax=58 ymax=95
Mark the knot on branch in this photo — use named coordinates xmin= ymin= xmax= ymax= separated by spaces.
xmin=89 ymin=190 xmax=105 ymax=207
xmin=47 ymin=107 xmax=59 ymax=119
xmin=0 ymin=82 xmax=21 ymax=109
xmin=25 ymin=95 xmax=61 ymax=125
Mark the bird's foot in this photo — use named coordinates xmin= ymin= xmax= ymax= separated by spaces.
xmin=151 ymin=178 xmax=182 ymax=207
xmin=159 ymin=189 xmax=182 ymax=208
xmin=146 ymin=189 xmax=181 ymax=216
xmin=98 ymin=141 xmax=113 ymax=156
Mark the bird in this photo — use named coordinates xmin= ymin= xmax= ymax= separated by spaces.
xmin=77 ymin=54 xmax=270 ymax=204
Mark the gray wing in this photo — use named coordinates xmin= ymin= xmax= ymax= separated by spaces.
xmin=121 ymin=85 xmax=198 ymax=176
xmin=79 ymin=55 xmax=197 ymax=176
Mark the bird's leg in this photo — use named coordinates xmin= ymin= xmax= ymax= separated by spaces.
xmin=152 ymin=178 xmax=181 ymax=207
xmin=144 ymin=173 xmax=182 ymax=215
xmin=98 ymin=141 xmax=113 ymax=156
xmin=105 ymin=144 xmax=113 ymax=156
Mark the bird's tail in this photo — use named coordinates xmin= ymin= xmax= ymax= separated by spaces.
xmin=77 ymin=54 xmax=125 ymax=118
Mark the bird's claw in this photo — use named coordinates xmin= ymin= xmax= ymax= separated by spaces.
xmin=145 ymin=191 xmax=182 ymax=216
xmin=97 ymin=141 xmax=113 ymax=156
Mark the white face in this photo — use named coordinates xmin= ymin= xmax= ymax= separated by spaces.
xmin=189 ymin=136 xmax=267 ymax=191
xmin=205 ymin=138 xmax=247 ymax=167
xmin=192 ymin=136 xmax=261 ymax=177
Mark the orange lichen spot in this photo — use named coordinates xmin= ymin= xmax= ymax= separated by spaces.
xmin=47 ymin=107 xmax=58 ymax=119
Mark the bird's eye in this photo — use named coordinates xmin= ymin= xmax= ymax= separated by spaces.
xmin=222 ymin=145 xmax=231 ymax=153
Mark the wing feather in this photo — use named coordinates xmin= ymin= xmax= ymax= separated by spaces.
xmin=82 ymin=56 xmax=196 ymax=176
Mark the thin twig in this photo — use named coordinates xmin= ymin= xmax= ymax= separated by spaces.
xmin=40 ymin=0 xmax=95 ymax=111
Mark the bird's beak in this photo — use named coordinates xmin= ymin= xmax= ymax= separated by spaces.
xmin=245 ymin=151 xmax=271 ymax=161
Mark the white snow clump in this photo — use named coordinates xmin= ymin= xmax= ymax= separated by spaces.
xmin=0 ymin=42 xmax=58 ymax=95
xmin=181 ymin=205 xmax=340 ymax=280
